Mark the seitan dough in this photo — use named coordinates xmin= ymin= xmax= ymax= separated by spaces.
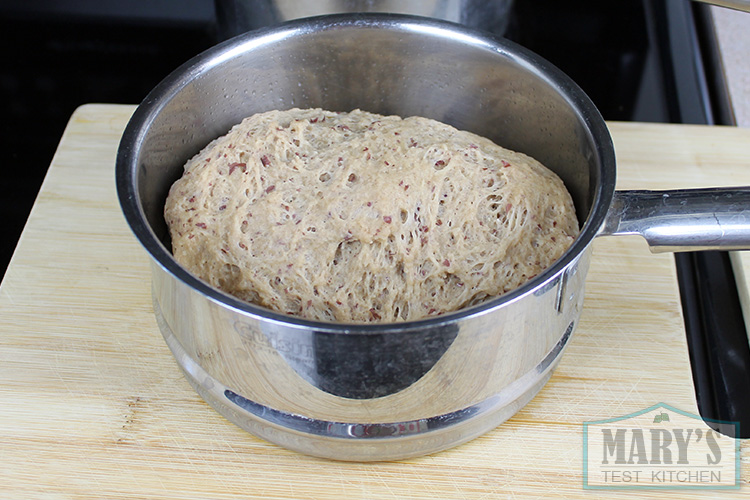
xmin=164 ymin=108 xmax=579 ymax=323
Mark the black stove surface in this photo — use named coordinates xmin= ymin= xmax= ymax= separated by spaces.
xmin=0 ymin=0 xmax=666 ymax=278
xmin=1 ymin=1 xmax=216 ymax=280
xmin=2 ymin=0 xmax=747 ymax=437
xmin=510 ymin=0 xmax=750 ymax=437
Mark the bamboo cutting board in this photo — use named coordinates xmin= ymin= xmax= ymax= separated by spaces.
xmin=1 ymin=104 xmax=748 ymax=499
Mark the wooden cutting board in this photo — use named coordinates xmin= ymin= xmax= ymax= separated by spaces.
xmin=1 ymin=104 xmax=748 ymax=499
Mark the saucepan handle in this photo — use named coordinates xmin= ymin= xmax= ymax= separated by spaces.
xmin=692 ymin=0 xmax=750 ymax=12
xmin=599 ymin=188 xmax=750 ymax=252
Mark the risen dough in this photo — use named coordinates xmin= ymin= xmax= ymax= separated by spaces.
xmin=164 ymin=108 xmax=579 ymax=323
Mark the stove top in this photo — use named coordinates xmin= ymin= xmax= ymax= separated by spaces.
xmin=508 ymin=0 xmax=750 ymax=438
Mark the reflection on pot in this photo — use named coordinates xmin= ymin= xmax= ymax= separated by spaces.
xmin=215 ymin=0 xmax=515 ymax=39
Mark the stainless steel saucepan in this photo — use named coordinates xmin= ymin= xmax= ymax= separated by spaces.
xmin=116 ymin=14 xmax=750 ymax=461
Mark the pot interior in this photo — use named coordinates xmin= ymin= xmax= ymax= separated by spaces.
xmin=121 ymin=14 xmax=614 ymax=303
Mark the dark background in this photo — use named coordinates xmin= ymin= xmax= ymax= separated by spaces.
xmin=0 ymin=0 xmax=665 ymax=280
xmin=1 ymin=1 xmax=217 ymax=278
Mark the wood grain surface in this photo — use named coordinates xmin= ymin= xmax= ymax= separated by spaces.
xmin=1 ymin=104 xmax=748 ymax=499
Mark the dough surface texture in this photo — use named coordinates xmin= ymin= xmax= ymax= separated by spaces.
xmin=164 ymin=108 xmax=579 ymax=323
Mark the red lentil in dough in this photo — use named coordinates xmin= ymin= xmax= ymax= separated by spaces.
xmin=164 ymin=108 xmax=579 ymax=323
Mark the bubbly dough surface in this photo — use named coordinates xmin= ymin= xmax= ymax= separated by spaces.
xmin=164 ymin=108 xmax=579 ymax=323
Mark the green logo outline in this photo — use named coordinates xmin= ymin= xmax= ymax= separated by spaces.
xmin=582 ymin=403 xmax=740 ymax=490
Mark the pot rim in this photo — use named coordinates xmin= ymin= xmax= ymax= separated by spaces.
xmin=115 ymin=13 xmax=616 ymax=334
